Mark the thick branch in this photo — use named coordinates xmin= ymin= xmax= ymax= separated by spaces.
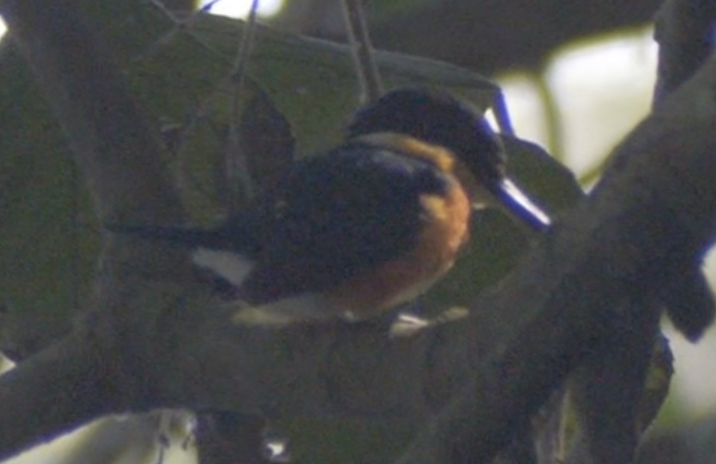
xmin=392 ymin=56 xmax=716 ymax=464
xmin=0 ymin=0 xmax=181 ymax=224
xmin=0 ymin=332 xmax=126 ymax=458
xmin=653 ymin=0 xmax=716 ymax=102
xmin=0 ymin=0 xmax=192 ymax=456
xmin=277 ymin=0 xmax=662 ymax=75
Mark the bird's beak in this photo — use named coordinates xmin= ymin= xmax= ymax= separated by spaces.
xmin=489 ymin=178 xmax=551 ymax=232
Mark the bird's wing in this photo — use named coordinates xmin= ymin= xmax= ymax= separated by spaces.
xmin=238 ymin=142 xmax=452 ymax=304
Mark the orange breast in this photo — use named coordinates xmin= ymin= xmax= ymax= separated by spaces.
xmin=326 ymin=179 xmax=471 ymax=318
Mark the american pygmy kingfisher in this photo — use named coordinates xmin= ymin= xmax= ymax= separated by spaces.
xmin=110 ymin=87 xmax=551 ymax=323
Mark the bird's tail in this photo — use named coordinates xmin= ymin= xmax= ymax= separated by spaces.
xmin=105 ymin=224 xmax=231 ymax=249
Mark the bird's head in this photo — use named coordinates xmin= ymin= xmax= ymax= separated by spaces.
xmin=347 ymin=87 xmax=551 ymax=231
xmin=348 ymin=87 xmax=505 ymax=184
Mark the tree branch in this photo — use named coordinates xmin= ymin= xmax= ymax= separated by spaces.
xmin=0 ymin=332 xmax=125 ymax=458
xmin=0 ymin=0 xmax=181 ymax=224
xmin=653 ymin=0 xmax=716 ymax=102
xmin=393 ymin=52 xmax=716 ymax=464
xmin=274 ymin=0 xmax=663 ymax=75
xmin=0 ymin=0 xmax=192 ymax=457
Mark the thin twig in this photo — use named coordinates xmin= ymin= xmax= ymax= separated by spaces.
xmin=340 ymin=0 xmax=383 ymax=104
xmin=147 ymin=0 xmax=220 ymax=28
xmin=226 ymin=0 xmax=260 ymax=212
xmin=149 ymin=0 xmax=262 ymax=213
xmin=140 ymin=0 xmax=224 ymax=62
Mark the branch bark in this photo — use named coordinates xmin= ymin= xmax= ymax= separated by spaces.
xmin=653 ymin=0 xmax=716 ymax=102
xmin=394 ymin=48 xmax=716 ymax=464
xmin=0 ymin=332 xmax=122 ymax=456
xmin=0 ymin=0 xmax=191 ymax=456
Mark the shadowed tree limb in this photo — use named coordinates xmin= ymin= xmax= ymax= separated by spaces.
xmin=394 ymin=43 xmax=716 ymax=464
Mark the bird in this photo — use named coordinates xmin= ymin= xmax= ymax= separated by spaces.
xmin=108 ymin=87 xmax=551 ymax=324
